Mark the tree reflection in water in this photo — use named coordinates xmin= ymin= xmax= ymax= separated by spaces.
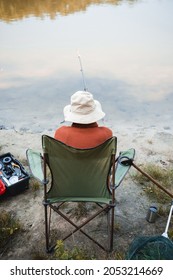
xmin=0 ymin=0 xmax=138 ymax=22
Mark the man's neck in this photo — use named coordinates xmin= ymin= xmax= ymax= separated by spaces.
xmin=72 ymin=122 xmax=98 ymax=128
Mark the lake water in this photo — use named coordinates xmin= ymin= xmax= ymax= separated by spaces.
xmin=0 ymin=0 xmax=173 ymax=132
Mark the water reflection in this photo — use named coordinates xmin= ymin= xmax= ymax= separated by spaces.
xmin=0 ymin=0 xmax=138 ymax=22
xmin=0 ymin=0 xmax=173 ymax=131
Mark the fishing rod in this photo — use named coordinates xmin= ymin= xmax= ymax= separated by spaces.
xmin=77 ymin=51 xmax=88 ymax=91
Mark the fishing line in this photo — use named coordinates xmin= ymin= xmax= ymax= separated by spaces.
xmin=77 ymin=51 xmax=88 ymax=91
xmin=60 ymin=52 xmax=87 ymax=124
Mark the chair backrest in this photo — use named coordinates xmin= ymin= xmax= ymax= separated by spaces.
xmin=42 ymin=135 xmax=117 ymax=202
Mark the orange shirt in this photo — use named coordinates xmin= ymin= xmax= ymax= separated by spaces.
xmin=54 ymin=122 xmax=113 ymax=149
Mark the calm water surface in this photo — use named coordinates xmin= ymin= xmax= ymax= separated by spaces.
xmin=0 ymin=0 xmax=173 ymax=132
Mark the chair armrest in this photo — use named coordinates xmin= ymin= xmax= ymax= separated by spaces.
xmin=26 ymin=149 xmax=44 ymax=182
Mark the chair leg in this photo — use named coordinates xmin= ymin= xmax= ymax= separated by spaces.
xmin=107 ymin=206 xmax=114 ymax=252
xmin=44 ymin=204 xmax=50 ymax=252
xmin=110 ymin=206 xmax=114 ymax=252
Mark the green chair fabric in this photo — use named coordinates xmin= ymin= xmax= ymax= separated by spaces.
xmin=115 ymin=148 xmax=135 ymax=188
xmin=26 ymin=149 xmax=43 ymax=182
xmin=27 ymin=142 xmax=135 ymax=200
xmin=42 ymin=135 xmax=116 ymax=204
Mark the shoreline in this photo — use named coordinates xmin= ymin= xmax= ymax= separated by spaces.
xmin=1 ymin=122 xmax=173 ymax=167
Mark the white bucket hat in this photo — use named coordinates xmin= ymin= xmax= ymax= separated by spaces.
xmin=63 ymin=91 xmax=105 ymax=124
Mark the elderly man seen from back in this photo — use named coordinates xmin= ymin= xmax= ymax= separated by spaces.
xmin=54 ymin=91 xmax=113 ymax=148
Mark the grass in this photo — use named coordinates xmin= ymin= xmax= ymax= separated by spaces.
xmin=30 ymin=177 xmax=41 ymax=192
xmin=168 ymin=228 xmax=173 ymax=239
xmin=54 ymin=240 xmax=94 ymax=260
xmin=0 ymin=210 xmax=21 ymax=252
xmin=113 ymin=251 xmax=125 ymax=260
xmin=132 ymin=163 xmax=173 ymax=204
xmin=71 ymin=202 xmax=88 ymax=218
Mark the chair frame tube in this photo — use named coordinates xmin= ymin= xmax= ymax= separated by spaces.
xmin=110 ymin=154 xmax=116 ymax=251
xmin=43 ymin=152 xmax=50 ymax=252
xmin=132 ymin=162 xmax=173 ymax=199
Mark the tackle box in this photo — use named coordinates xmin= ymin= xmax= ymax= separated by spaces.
xmin=0 ymin=152 xmax=30 ymax=197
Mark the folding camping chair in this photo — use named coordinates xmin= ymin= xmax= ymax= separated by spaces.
xmin=26 ymin=135 xmax=135 ymax=252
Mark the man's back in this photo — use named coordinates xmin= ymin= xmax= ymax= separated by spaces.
xmin=54 ymin=122 xmax=112 ymax=149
